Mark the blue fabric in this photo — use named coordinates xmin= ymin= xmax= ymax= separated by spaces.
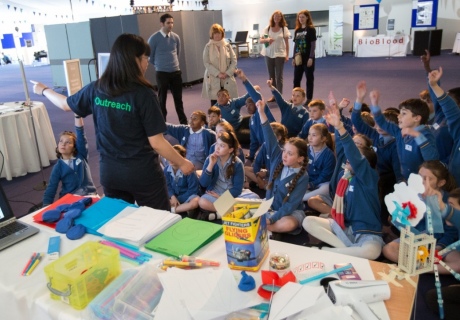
xmin=66 ymin=224 xmax=86 ymax=240
xmin=215 ymin=93 xmax=249 ymax=130
xmin=436 ymin=93 xmax=460 ymax=186
xmin=42 ymin=209 xmax=62 ymax=223
xmin=249 ymin=108 xmax=276 ymax=159
xmin=372 ymin=106 xmax=439 ymax=180
xmin=199 ymin=156 xmax=244 ymax=198
xmin=148 ymin=31 xmax=181 ymax=72
xmin=307 ymin=146 xmax=336 ymax=190
xmin=338 ymin=131 xmax=382 ymax=235
xmin=298 ymin=117 xmax=326 ymax=139
xmin=164 ymin=165 xmax=201 ymax=204
xmin=271 ymin=88 xmax=309 ymax=137
xmin=240 ymin=79 xmax=276 ymax=159
xmin=42 ymin=126 xmax=96 ymax=206
xmin=165 ymin=124 xmax=216 ymax=163
xmin=352 ymin=104 xmax=403 ymax=181
xmin=56 ymin=216 xmax=73 ymax=233
xmin=261 ymin=122 xmax=309 ymax=223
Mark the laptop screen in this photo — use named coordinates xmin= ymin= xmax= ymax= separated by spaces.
xmin=0 ymin=184 xmax=15 ymax=223
xmin=234 ymin=31 xmax=248 ymax=43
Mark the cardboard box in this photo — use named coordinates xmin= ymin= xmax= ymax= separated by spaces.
xmin=215 ymin=191 xmax=273 ymax=271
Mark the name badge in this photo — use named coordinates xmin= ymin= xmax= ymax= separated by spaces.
xmin=372 ymin=146 xmax=377 ymax=152
xmin=251 ymin=120 xmax=254 ymax=125
xmin=75 ymin=159 xmax=81 ymax=166
xmin=405 ymin=144 xmax=412 ymax=152
xmin=182 ymin=137 xmax=186 ymax=141
xmin=308 ymin=159 xmax=313 ymax=164
xmin=433 ymin=123 xmax=440 ymax=130
xmin=298 ymin=114 xmax=303 ymax=118
xmin=285 ymin=182 xmax=291 ymax=188
xmin=231 ymin=110 xmax=235 ymax=114
xmin=348 ymin=185 xmax=354 ymax=192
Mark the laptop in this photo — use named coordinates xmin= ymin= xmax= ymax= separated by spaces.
xmin=0 ymin=184 xmax=39 ymax=251
xmin=233 ymin=31 xmax=248 ymax=44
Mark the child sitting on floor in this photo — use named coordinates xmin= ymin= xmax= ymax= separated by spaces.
xmin=164 ymin=145 xmax=200 ymax=217
xmin=43 ymin=116 xmax=96 ymax=206
xmin=303 ymin=92 xmax=384 ymax=260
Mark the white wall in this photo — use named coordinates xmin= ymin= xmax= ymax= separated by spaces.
xmin=211 ymin=0 xmax=460 ymax=53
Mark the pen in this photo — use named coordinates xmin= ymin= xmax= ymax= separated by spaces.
xmin=21 ymin=253 xmax=36 ymax=276
xmin=181 ymin=255 xmax=220 ymax=266
xmin=299 ymin=263 xmax=353 ymax=285
xmin=162 ymin=260 xmax=202 ymax=268
xmin=26 ymin=254 xmax=43 ymax=276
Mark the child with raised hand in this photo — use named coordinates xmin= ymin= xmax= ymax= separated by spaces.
xmin=266 ymin=78 xmax=309 ymax=137
xmin=352 ymin=81 xmax=403 ymax=226
xmin=302 ymin=123 xmax=336 ymax=202
xmin=428 ymin=67 xmax=460 ymax=186
xmin=198 ymin=131 xmax=245 ymax=213
xmin=370 ymin=88 xmax=439 ymax=180
xmin=255 ymin=96 xmax=309 ymax=234
xmin=303 ymin=93 xmax=383 ymax=260
xmin=245 ymin=122 xmax=288 ymax=190
xmin=166 ymin=110 xmax=216 ymax=170
xmin=164 ymin=145 xmax=200 ymax=217
xmin=421 ymin=51 xmax=453 ymax=165
xmin=382 ymin=160 xmax=458 ymax=264
xmin=43 ymin=116 xmax=96 ymax=206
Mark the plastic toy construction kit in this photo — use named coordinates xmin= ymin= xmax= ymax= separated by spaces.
xmin=382 ymin=174 xmax=460 ymax=319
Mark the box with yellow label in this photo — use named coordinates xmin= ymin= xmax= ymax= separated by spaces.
xmin=215 ymin=191 xmax=273 ymax=271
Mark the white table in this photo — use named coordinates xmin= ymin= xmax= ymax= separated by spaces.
xmin=453 ymin=32 xmax=460 ymax=54
xmin=354 ymin=35 xmax=410 ymax=58
xmin=0 ymin=101 xmax=57 ymax=180
xmin=0 ymin=212 xmax=419 ymax=320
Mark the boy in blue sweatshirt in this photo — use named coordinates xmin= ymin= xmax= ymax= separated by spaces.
xmin=428 ymin=67 xmax=460 ymax=186
xmin=246 ymin=97 xmax=276 ymax=162
xmin=267 ymin=79 xmax=309 ymax=137
xmin=370 ymin=88 xmax=439 ymax=180
xmin=166 ymin=110 xmax=216 ymax=170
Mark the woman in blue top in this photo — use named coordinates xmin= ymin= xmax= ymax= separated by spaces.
xmin=303 ymin=94 xmax=384 ymax=260
xmin=42 ymin=117 xmax=96 ymax=206
xmin=256 ymin=96 xmax=309 ymax=234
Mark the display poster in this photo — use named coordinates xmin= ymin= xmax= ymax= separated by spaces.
xmin=328 ymin=5 xmax=343 ymax=56
xmin=416 ymin=1 xmax=433 ymax=26
xmin=63 ymin=59 xmax=83 ymax=96
xmin=359 ymin=6 xmax=375 ymax=29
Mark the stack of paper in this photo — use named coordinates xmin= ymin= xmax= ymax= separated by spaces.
xmin=98 ymin=206 xmax=181 ymax=247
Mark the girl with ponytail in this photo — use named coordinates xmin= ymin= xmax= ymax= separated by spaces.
xmin=256 ymin=96 xmax=310 ymax=234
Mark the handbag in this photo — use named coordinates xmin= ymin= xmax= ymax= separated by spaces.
xmin=294 ymin=53 xmax=302 ymax=66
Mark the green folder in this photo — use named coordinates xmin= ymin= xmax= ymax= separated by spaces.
xmin=144 ymin=218 xmax=222 ymax=258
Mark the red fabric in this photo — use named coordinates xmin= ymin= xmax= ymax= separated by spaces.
xmin=331 ymin=177 xmax=349 ymax=229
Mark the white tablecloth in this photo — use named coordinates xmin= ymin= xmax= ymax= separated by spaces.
xmin=453 ymin=32 xmax=460 ymax=54
xmin=0 ymin=213 xmax=393 ymax=320
xmin=354 ymin=35 xmax=410 ymax=58
xmin=0 ymin=101 xmax=57 ymax=180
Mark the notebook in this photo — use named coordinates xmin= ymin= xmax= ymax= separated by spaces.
xmin=144 ymin=218 xmax=222 ymax=258
xmin=0 ymin=184 xmax=39 ymax=251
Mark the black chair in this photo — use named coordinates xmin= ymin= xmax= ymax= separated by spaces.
xmin=230 ymin=31 xmax=249 ymax=58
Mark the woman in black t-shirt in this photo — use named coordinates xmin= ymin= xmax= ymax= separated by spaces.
xmin=292 ymin=10 xmax=317 ymax=105
xmin=31 ymin=34 xmax=194 ymax=210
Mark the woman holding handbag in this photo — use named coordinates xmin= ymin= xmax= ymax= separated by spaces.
xmin=260 ymin=10 xmax=291 ymax=102
xmin=202 ymin=23 xmax=238 ymax=106
xmin=292 ymin=10 xmax=317 ymax=106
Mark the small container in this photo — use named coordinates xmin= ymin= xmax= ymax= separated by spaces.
xmin=269 ymin=252 xmax=290 ymax=275
xmin=44 ymin=241 xmax=121 ymax=310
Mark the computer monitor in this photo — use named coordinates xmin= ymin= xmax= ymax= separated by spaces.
xmin=97 ymin=53 xmax=110 ymax=79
